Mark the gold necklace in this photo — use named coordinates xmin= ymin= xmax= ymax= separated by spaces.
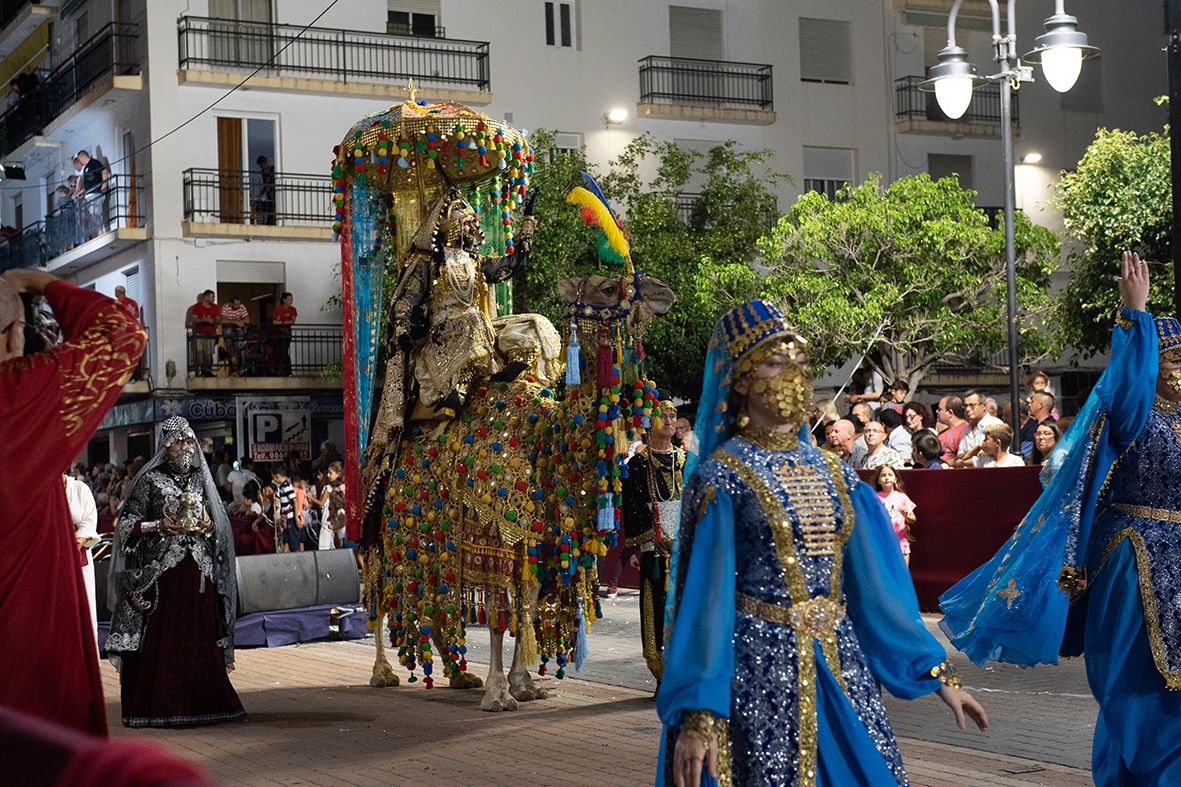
xmin=740 ymin=424 xmax=799 ymax=451
xmin=1155 ymin=395 xmax=1179 ymax=416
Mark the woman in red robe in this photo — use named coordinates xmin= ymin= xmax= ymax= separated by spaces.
xmin=0 ymin=268 xmax=146 ymax=736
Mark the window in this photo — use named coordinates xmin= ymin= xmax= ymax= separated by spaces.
xmin=545 ymin=1 xmax=573 ymax=47
xmin=387 ymin=11 xmax=438 ymax=36
xmin=669 ymin=6 xmax=723 ymax=60
xmin=803 ymin=146 xmax=855 ymax=200
xmin=799 ymin=18 xmax=852 ymax=84
xmin=553 ymin=131 xmax=583 ymax=157
xmin=927 ymin=154 xmax=974 ymax=190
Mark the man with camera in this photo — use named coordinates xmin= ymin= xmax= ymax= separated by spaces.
xmin=0 ymin=267 xmax=146 ymax=736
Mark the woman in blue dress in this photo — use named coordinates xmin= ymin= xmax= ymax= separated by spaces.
xmin=940 ymin=252 xmax=1181 ymax=784
xmin=657 ymin=300 xmax=987 ymax=787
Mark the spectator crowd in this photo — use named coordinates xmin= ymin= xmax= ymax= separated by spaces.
xmin=818 ymin=370 xmax=1063 ymax=471
xmin=70 ymin=439 xmax=346 ymax=555
xmin=185 ymin=290 xmax=299 ymax=378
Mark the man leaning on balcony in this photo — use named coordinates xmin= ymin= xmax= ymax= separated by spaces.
xmin=186 ymin=290 xmax=220 ymax=377
xmin=220 ymin=295 xmax=249 ymax=376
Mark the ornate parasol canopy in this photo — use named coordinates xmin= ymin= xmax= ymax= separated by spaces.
xmin=332 ymin=81 xmax=534 ymax=235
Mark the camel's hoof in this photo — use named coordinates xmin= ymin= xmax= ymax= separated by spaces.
xmin=481 ymin=694 xmax=519 ymax=712
xmin=449 ymin=671 xmax=485 ymax=690
xmin=509 ymin=684 xmax=549 ymax=702
xmin=369 ymin=670 xmax=400 ymax=688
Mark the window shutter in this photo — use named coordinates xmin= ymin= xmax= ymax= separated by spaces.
xmin=388 ymin=0 xmax=440 ymax=15
xmin=799 ymin=18 xmax=852 ymax=84
xmin=216 ymin=260 xmax=286 ymax=283
xmin=669 ymin=6 xmax=723 ymax=60
xmin=803 ymin=147 xmax=855 ymax=182
xmin=123 ymin=266 xmax=142 ymax=305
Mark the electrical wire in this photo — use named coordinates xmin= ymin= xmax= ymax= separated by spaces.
xmin=1 ymin=0 xmax=342 ymax=196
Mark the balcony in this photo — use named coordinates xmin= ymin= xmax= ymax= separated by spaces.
xmin=177 ymin=16 xmax=491 ymax=104
xmin=890 ymin=0 xmax=997 ymax=31
xmin=187 ymin=324 xmax=343 ymax=391
xmin=894 ymin=76 xmax=1019 ymax=138
xmin=0 ymin=2 xmax=57 ymax=61
xmin=181 ymin=168 xmax=334 ymax=241
xmin=0 ymin=172 xmax=146 ymax=275
xmin=0 ymin=21 xmax=142 ymax=160
xmin=637 ymin=55 xmax=774 ymax=124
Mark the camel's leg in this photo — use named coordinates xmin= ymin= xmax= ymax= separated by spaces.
xmin=480 ymin=624 xmax=518 ymax=712
xmin=369 ymin=613 xmax=400 ymax=688
xmin=431 ymin=623 xmax=483 ymax=689
xmin=508 ymin=584 xmax=548 ymax=701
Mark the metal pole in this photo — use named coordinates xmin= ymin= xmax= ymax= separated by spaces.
xmin=1000 ymin=53 xmax=1023 ymax=443
xmin=1168 ymin=0 xmax=1181 ymax=315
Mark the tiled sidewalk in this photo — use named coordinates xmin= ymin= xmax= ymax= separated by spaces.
xmin=102 ymin=639 xmax=1090 ymax=786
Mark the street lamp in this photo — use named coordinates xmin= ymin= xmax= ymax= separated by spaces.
xmin=919 ymin=0 xmax=1099 ymax=445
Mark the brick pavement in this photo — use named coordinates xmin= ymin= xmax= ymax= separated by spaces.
xmin=102 ymin=637 xmax=1092 ymax=786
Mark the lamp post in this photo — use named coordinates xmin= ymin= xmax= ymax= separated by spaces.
xmin=920 ymin=0 xmax=1099 ymax=445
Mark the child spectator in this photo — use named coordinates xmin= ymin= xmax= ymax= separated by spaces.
xmin=912 ymin=431 xmax=945 ymax=469
xmin=872 ymin=464 xmax=916 ymax=565
xmin=975 ymin=423 xmax=1026 ymax=468
xmin=271 ymin=466 xmax=300 ymax=553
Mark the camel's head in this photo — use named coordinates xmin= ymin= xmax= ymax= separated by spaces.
xmin=556 ymin=273 xmax=675 ymax=328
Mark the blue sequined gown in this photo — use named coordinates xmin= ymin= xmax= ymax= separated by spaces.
xmin=1079 ymin=387 xmax=1181 ymax=783
xmin=940 ymin=307 xmax=1181 ymax=785
xmin=656 ymin=436 xmax=946 ymax=786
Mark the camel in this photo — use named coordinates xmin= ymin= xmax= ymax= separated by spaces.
xmin=365 ymin=272 xmax=674 ymax=711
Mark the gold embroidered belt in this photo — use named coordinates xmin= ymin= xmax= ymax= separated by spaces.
xmin=736 ymin=592 xmax=845 ymax=639
xmin=1113 ymin=503 xmax=1181 ymax=524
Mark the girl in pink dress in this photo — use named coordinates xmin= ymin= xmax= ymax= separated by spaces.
xmin=871 ymin=464 xmax=917 ymax=565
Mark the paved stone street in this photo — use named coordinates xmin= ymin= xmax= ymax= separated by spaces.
xmin=104 ymin=593 xmax=1096 ymax=786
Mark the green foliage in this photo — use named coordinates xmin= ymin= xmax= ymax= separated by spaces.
xmin=757 ymin=173 xmax=1060 ymax=392
xmin=1055 ymin=126 xmax=1174 ymax=357
xmin=522 ymin=131 xmax=780 ymax=398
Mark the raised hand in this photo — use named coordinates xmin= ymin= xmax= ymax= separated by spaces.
xmin=1119 ymin=250 xmax=1149 ymax=313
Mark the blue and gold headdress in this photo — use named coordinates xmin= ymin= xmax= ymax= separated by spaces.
xmin=685 ymin=300 xmax=805 ymax=479
xmin=1156 ymin=316 xmax=1181 ymax=354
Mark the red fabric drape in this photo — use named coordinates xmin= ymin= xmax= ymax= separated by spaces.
xmin=0 ymin=282 xmax=146 ymax=737
xmin=858 ymin=466 xmax=1043 ymax=610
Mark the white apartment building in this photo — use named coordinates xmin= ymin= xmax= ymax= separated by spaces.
xmin=0 ymin=0 xmax=1162 ymax=459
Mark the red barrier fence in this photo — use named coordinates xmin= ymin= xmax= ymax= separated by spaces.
xmin=858 ymin=466 xmax=1043 ymax=611
xmin=617 ymin=466 xmax=1044 ymax=612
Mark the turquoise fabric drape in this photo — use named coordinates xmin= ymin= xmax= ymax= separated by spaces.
xmin=940 ymin=308 xmax=1157 ymax=667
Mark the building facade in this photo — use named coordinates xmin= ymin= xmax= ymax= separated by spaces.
xmin=0 ymin=0 xmax=1162 ymax=459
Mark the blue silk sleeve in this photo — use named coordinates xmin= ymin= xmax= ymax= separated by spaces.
xmin=656 ymin=487 xmax=736 ymax=727
xmin=842 ymin=482 xmax=943 ymax=699
xmin=1096 ymin=307 xmax=1158 ymax=448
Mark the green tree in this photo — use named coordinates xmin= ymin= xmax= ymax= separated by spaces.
xmin=522 ymin=131 xmax=778 ymax=398
xmin=1055 ymin=124 xmax=1173 ymax=357
xmin=757 ymin=173 xmax=1061 ymax=394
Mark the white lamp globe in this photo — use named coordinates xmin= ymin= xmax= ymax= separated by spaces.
xmin=935 ymin=76 xmax=974 ymax=120
xmin=1039 ymin=46 xmax=1083 ymax=92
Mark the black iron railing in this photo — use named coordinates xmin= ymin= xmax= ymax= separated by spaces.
xmin=675 ymin=191 xmax=776 ymax=228
xmin=187 ymin=324 xmax=342 ymax=379
xmin=639 ymin=55 xmax=773 ymax=110
xmin=178 ymin=16 xmax=490 ymax=91
xmin=894 ymin=75 xmax=1019 ymax=126
xmin=182 ymin=168 xmax=333 ymax=227
xmin=0 ymin=222 xmax=43 ymax=273
xmin=0 ymin=21 xmax=141 ymax=158
xmin=386 ymin=22 xmax=446 ymax=38
xmin=44 ymin=172 xmax=144 ymax=258
xmin=0 ymin=173 xmax=143 ymax=270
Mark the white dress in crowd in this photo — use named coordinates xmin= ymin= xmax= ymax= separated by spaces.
xmin=64 ymin=475 xmax=100 ymax=647
xmin=318 ymin=484 xmax=335 ymax=550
